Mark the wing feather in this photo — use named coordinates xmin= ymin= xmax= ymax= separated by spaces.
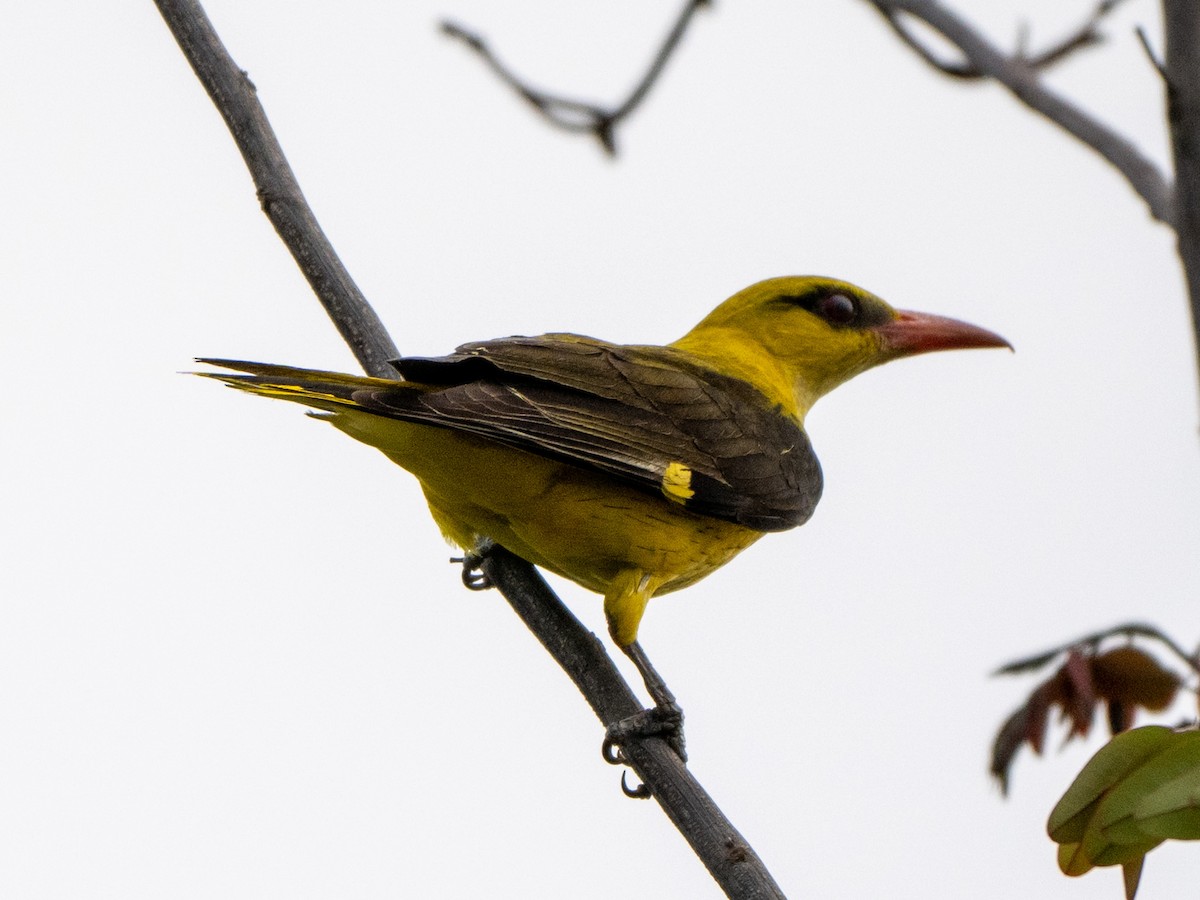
xmin=202 ymin=338 xmax=823 ymax=531
xmin=377 ymin=336 xmax=822 ymax=531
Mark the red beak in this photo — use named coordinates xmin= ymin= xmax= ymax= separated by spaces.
xmin=876 ymin=309 xmax=1012 ymax=356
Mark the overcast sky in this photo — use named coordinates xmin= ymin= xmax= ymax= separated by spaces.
xmin=4 ymin=2 xmax=1197 ymax=898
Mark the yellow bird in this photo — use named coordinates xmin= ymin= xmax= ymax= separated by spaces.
xmin=200 ymin=276 xmax=1008 ymax=722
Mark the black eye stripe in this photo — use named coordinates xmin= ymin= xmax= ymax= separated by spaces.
xmin=775 ymin=291 xmax=860 ymax=327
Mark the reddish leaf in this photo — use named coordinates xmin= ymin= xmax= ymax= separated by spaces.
xmin=1091 ymin=646 xmax=1181 ymax=727
xmin=992 ymin=705 xmax=1032 ymax=795
xmin=991 ymin=654 xmax=1096 ymax=791
xmin=994 ymin=626 xmax=1194 ymax=794
xmin=1061 ymin=649 xmax=1097 ymax=738
xmin=1026 ymin=681 xmax=1052 ymax=754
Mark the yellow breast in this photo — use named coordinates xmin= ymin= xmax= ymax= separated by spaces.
xmin=379 ymin=420 xmax=763 ymax=598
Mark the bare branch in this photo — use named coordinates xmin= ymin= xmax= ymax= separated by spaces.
xmin=1162 ymin=0 xmax=1200 ymax=389
xmin=153 ymin=0 xmax=398 ymax=375
xmin=868 ymin=0 xmax=1176 ymax=227
xmin=442 ymin=0 xmax=710 ymax=155
xmin=482 ymin=548 xmax=787 ymax=899
xmin=877 ymin=0 xmax=1127 ymax=80
xmin=154 ymin=2 xmax=785 ymax=895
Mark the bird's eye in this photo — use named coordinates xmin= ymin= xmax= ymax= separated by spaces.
xmin=819 ymin=293 xmax=857 ymax=326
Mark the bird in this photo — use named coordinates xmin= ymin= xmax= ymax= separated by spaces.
xmin=199 ymin=275 xmax=1008 ymax=752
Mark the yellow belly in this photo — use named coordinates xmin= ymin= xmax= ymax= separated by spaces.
xmin=330 ymin=408 xmax=764 ymax=642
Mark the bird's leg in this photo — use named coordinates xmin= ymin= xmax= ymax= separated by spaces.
xmin=602 ymin=640 xmax=687 ymax=789
xmin=600 ymin=578 xmax=688 ymax=786
xmin=451 ymin=537 xmax=496 ymax=591
xmin=624 ymin=640 xmax=677 ymax=708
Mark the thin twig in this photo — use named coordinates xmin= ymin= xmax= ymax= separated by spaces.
xmin=152 ymin=2 xmax=784 ymax=896
xmin=1016 ymin=0 xmax=1127 ymax=70
xmin=868 ymin=0 xmax=1175 ymax=226
xmin=993 ymin=621 xmax=1200 ymax=678
xmin=1135 ymin=25 xmax=1168 ymax=79
xmin=442 ymin=0 xmax=710 ymax=155
xmin=877 ymin=0 xmax=1126 ymax=80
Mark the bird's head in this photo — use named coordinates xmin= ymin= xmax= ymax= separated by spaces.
xmin=671 ymin=276 xmax=1010 ymax=419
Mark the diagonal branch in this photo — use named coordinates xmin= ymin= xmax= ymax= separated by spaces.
xmin=153 ymin=0 xmax=397 ymax=375
xmin=483 ymin=548 xmax=786 ymax=898
xmin=868 ymin=0 xmax=1176 ymax=227
xmin=442 ymin=0 xmax=710 ymax=155
xmin=152 ymin=1 xmax=783 ymax=896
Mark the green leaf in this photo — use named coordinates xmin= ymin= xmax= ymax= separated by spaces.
xmin=1048 ymin=727 xmax=1200 ymax=885
xmin=1047 ymin=726 xmax=1173 ymax=843
xmin=1129 ymin=739 xmax=1200 ymax=841
xmin=1057 ymin=840 xmax=1093 ymax=877
xmin=1099 ymin=731 xmax=1200 ymax=844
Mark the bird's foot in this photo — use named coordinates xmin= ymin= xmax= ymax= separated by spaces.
xmin=450 ymin=538 xmax=496 ymax=591
xmin=602 ymin=701 xmax=687 ymax=798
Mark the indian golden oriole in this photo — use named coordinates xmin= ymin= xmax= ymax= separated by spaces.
xmin=200 ymin=276 xmax=1008 ymax=722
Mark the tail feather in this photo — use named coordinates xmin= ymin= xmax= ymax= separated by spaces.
xmin=193 ymin=359 xmax=410 ymax=414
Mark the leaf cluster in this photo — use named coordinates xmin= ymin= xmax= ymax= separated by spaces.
xmin=1048 ymin=726 xmax=1200 ymax=898
xmin=991 ymin=642 xmax=1187 ymax=795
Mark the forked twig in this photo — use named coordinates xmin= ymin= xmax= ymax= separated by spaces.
xmin=442 ymin=0 xmax=710 ymax=155
xmin=868 ymin=0 xmax=1174 ymax=226
xmin=878 ymin=0 xmax=1127 ymax=79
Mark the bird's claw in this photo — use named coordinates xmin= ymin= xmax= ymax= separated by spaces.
xmin=451 ymin=539 xmax=496 ymax=591
xmin=620 ymin=771 xmax=652 ymax=800
xmin=602 ymin=733 xmax=653 ymax=799
xmin=602 ymin=702 xmax=687 ymax=798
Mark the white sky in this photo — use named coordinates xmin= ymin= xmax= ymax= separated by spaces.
xmin=3 ymin=1 xmax=1197 ymax=898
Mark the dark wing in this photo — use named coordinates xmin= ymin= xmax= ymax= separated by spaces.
xmin=374 ymin=335 xmax=822 ymax=532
